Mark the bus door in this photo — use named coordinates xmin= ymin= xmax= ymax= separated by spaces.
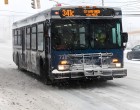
xmin=26 ymin=27 xmax=32 ymax=71
xmin=44 ymin=21 xmax=51 ymax=76
xmin=21 ymin=28 xmax=26 ymax=67
xmin=31 ymin=25 xmax=37 ymax=73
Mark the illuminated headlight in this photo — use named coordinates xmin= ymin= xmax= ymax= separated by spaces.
xmin=58 ymin=65 xmax=70 ymax=71
xmin=58 ymin=60 xmax=70 ymax=71
xmin=115 ymin=63 xmax=121 ymax=68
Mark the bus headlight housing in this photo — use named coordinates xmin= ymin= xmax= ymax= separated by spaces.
xmin=112 ymin=58 xmax=121 ymax=68
xmin=58 ymin=60 xmax=70 ymax=71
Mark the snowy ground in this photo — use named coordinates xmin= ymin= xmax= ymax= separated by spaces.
xmin=0 ymin=41 xmax=140 ymax=110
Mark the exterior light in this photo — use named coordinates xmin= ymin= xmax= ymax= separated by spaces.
xmin=112 ymin=58 xmax=119 ymax=63
xmin=4 ymin=0 xmax=8 ymax=4
xmin=58 ymin=60 xmax=70 ymax=71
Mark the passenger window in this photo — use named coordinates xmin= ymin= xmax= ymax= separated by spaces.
xmin=31 ymin=26 xmax=37 ymax=50
xmin=31 ymin=34 xmax=37 ymax=50
xmin=38 ymin=23 xmax=43 ymax=32
xmin=26 ymin=27 xmax=31 ymax=49
xmin=17 ymin=30 xmax=21 ymax=45
xmin=14 ymin=30 xmax=18 ymax=45
xmin=38 ymin=33 xmax=43 ymax=51
xmin=37 ymin=23 xmax=44 ymax=51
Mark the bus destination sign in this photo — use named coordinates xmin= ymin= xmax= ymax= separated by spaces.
xmin=59 ymin=8 xmax=114 ymax=17
xmin=83 ymin=9 xmax=100 ymax=16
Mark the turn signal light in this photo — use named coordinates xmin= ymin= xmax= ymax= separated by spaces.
xmin=112 ymin=58 xmax=119 ymax=63
xmin=59 ymin=60 xmax=69 ymax=65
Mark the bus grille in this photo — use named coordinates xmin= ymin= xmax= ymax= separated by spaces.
xmin=68 ymin=53 xmax=113 ymax=71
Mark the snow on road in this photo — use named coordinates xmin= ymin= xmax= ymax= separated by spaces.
xmin=0 ymin=41 xmax=140 ymax=110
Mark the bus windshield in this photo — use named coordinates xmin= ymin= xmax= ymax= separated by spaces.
xmin=51 ymin=19 xmax=122 ymax=50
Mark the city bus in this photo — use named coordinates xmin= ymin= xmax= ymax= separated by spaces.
xmin=12 ymin=5 xmax=128 ymax=84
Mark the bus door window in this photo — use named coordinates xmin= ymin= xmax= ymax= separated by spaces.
xmin=26 ymin=27 xmax=31 ymax=49
xmin=26 ymin=27 xmax=32 ymax=70
xmin=37 ymin=23 xmax=44 ymax=51
xmin=31 ymin=25 xmax=37 ymax=71
xmin=31 ymin=26 xmax=37 ymax=50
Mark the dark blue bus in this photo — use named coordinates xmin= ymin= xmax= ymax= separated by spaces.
xmin=12 ymin=6 xmax=128 ymax=84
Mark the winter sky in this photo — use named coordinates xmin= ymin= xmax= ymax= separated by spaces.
xmin=0 ymin=0 xmax=140 ymax=40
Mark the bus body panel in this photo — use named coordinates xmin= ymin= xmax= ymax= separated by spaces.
xmin=50 ymin=49 xmax=126 ymax=80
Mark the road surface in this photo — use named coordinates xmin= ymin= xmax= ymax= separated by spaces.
xmin=0 ymin=41 xmax=140 ymax=110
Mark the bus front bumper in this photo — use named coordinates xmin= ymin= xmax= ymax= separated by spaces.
xmin=51 ymin=68 xmax=127 ymax=80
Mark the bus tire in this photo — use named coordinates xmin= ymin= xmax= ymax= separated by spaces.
xmin=40 ymin=58 xmax=52 ymax=85
xmin=16 ymin=54 xmax=20 ymax=69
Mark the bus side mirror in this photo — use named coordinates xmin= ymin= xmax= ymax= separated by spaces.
xmin=122 ymin=32 xmax=128 ymax=43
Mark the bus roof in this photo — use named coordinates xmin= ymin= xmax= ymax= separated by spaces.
xmin=12 ymin=5 xmax=122 ymax=29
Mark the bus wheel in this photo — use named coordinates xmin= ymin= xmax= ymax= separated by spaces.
xmin=43 ymin=78 xmax=52 ymax=85
xmin=40 ymin=59 xmax=52 ymax=85
xmin=16 ymin=54 xmax=20 ymax=69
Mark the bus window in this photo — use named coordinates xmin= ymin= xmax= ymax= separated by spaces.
xmin=31 ymin=26 xmax=37 ymax=50
xmin=14 ymin=30 xmax=18 ymax=45
xmin=17 ymin=29 xmax=21 ymax=45
xmin=26 ymin=27 xmax=31 ymax=49
xmin=90 ymin=20 xmax=122 ymax=49
xmin=37 ymin=23 xmax=44 ymax=51
xmin=51 ymin=20 xmax=88 ymax=50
